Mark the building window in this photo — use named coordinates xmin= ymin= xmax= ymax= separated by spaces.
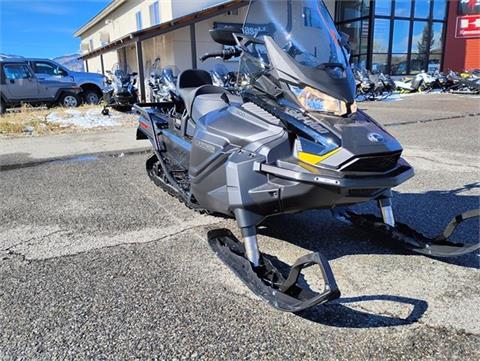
xmin=392 ymin=19 xmax=409 ymax=53
xmin=336 ymin=0 xmax=447 ymax=75
xmin=136 ymin=11 xmax=142 ymax=30
xmin=336 ymin=0 xmax=369 ymax=21
xmin=149 ymin=1 xmax=160 ymax=26
xmin=394 ymin=0 xmax=411 ymax=18
xmin=414 ymin=0 xmax=431 ymax=19
xmin=375 ymin=0 xmax=391 ymax=16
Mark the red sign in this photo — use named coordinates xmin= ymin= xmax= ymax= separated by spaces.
xmin=455 ymin=15 xmax=480 ymax=38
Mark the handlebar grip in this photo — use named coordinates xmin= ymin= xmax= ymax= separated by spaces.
xmin=200 ymin=52 xmax=224 ymax=62
xmin=200 ymin=48 xmax=241 ymax=62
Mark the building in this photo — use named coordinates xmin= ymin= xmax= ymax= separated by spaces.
xmin=336 ymin=0 xmax=480 ymax=75
xmin=75 ymin=0 xmax=480 ymax=101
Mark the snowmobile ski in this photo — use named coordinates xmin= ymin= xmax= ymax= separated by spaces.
xmin=334 ymin=209 xmax=480 ymax=257
xmin=208 ymin=229 xmax=340 ymax=313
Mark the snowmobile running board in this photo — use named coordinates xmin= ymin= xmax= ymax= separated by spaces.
xmin=208 ymin=229 xmax=340 ymax=313
xmin=334 ymin=209 xmax=480 ymax=257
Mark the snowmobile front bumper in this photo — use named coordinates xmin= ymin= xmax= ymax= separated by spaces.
xmin=256 ymin=160 xmax=414 ymax=190
xmin=208 ymin=229 xmax=340 ymax=313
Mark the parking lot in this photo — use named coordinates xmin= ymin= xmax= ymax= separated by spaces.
xmin=1 ymin=93 xmax=479 ymax=360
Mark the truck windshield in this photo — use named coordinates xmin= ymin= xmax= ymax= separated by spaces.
xmin=243 ymin=0 xmax=347 ymax=69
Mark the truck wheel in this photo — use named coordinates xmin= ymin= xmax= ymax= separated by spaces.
xmin=59 ymin=93 xmax=80 ymax=108
xmin=83 ymin=90 xmax=100 ymax=105
xmin=0 ymin=98 xmax=6 ymax=115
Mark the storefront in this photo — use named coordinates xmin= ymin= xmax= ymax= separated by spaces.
xmin=336 ymin=0 xmax=449 ymax=75
xmin=334 ymin=0 xmax=480 ymax=75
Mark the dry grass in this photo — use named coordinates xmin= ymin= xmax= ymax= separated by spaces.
xmin=0 ymin=104 xmax=136 ymax=136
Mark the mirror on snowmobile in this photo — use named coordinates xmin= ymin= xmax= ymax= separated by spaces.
xmin=209 ymin=28 xmax=238 ymax=46
xmin=131 ymin=72 xmax=138 ymax=77
xmin=339 ymin=31 xmax=351 ymax=55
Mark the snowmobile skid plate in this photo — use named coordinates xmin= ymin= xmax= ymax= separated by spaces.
xmin=335 ymin=209 xmax=480 ymax=257
xmin=208 ymin=229 xmax=340 ymax=313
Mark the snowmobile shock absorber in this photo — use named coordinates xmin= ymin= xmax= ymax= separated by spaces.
xmin=378 ymin=196 xmax=395 ymax=227
xmin=241 ymin=226 xmax=260 ymax=267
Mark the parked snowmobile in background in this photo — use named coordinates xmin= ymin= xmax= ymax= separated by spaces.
xmin=210 ymin=63 xmax=239 ymax=92
xmin=146 ymin=58 xmax=162 ymax=102
xmin=352 ymin=65 xmax=394 ymax=101
xmin=395 ymin=71 xmax=436 ymax=93
xmin=149 ymin=65 xmax=180 ymax=102
xmin=447 ymin=69 xmax=480 ymax=95
xmin=134 ymin=0 xmax=479 ymax=313
xmin=102 ymin=64 xmax=138 ymax=114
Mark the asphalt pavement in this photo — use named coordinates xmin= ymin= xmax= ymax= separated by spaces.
xmin=1 ymin=93 xmax=479 ymax=360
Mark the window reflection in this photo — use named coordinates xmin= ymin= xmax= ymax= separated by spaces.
xmin=337 ymin=0 xmax=369 ymax=21
xmin=392 ymin=20 xmax=409 ymax=53
xmin=338 ymin=21 xmax=361 ymax=55
xmin=428 ymin=54 xmax=441 ymax=72
xmin=431 ymin=22 xmax=443 ymax=53
xmin=374 ymin=0 xmax=391 ymax=16
xmin=373 ymin=19 xmax=390 ymax=52
xmin=411 ymin=21 xmax=429 ymax=54
xmin=372 ymin=54 xmax=388 ymax=73
xmin=391 ymin=54 xmax=408 ymax=75
xmin=410 ymin=54 xmax=427 ymax=74
xmin=395 ymin=0 xmax=411 ymax=17
xmin=433 ymin=0 xmax=447 ymax=20
xmin=414 ymin=0 xmax=431 ymax=19
xmin=360 ymin=19 xmax=369 ymax=53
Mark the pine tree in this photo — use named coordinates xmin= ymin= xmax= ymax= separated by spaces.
xmin=417 ymin=24 xmax=434 ymax=61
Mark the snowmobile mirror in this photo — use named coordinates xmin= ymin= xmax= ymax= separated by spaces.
xmin=131 ymin=72 xmax=138 ymax=77
xmin=339 ymin=31 xmax=351 ymax=55
xmin=209 ymin=28 xmax=238 ymax=46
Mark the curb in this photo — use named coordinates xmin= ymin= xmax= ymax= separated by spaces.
xmin=0 ymin=147 xmax=151 ymax=171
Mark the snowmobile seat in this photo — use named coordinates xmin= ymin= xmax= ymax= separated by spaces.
xmin=177 ymin=69 xmax=225 ymax=119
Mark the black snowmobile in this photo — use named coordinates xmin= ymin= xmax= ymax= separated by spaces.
xmin=102 ymin=64 xmax=138 ymax=114
xmin=134 ymin=0 xmax=479 ymax=312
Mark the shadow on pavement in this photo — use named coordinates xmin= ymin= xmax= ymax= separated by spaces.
xmin=300 ymin=295 xmax=428 ymax=328
xmin=265 ymin=255 xmax=428 ymax=328
xmin=259 ymin=186 xmax=480 ymax=270
xmin=257 ymin=185 xmax=479 ymax=327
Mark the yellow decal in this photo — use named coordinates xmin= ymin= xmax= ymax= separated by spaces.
xmin=298 ymin=147 xmax=341 ymax=166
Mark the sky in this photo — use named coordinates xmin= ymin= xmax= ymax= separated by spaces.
xmin=0 ymin=0 xmax=110 ymax=58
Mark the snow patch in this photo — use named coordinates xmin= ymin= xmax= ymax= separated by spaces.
xmin=46 ymin=108 xmax=123 ymax=128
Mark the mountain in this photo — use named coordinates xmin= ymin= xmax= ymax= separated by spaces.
xmin=53 ymin=54 xmax=84 ymax=72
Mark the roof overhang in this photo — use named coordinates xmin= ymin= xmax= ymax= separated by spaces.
xmin=74 ymin=0 xmax=127 ymax=38
xmin=79 ymin=0 xmax=249 ymax=61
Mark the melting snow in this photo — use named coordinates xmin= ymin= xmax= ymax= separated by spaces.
xmin=46 ymin=108 xmax=125 ymax=128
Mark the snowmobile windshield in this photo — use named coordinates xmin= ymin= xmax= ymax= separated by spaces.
xmin=161 ymin=65 xmax=179 ymax=82
xmin=242 ymin=0 xmax=355 ymax=105
xmin=243 ymin=0 xmax=348 ymax=71
xmin=213 ymin=64 xmax=229 ymax=77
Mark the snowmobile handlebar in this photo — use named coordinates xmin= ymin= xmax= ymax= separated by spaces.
xmin=200 ymin=48 xmax=241 ymax=62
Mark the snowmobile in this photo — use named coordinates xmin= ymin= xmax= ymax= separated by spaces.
xmin=134 ymin=0 xmax=479 ymax=312
xmin=102 ymin=63 xmax=138 ymax=114
xmin=210 ymin=63 xmax=239 ymax=93
xmin=149 ymin=64 xmax=181 ymax=103
xmin=447 ymin=70 xmax=480 ymax=95
xmin=394 ymin=71 xmax=436 ymax=93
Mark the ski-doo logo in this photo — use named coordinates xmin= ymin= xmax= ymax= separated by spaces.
xmin=368 ymin=132 xmax=384 ymax=143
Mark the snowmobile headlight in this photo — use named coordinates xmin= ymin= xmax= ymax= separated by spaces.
xmin=289 ymin=85 xmax=349 ymax=116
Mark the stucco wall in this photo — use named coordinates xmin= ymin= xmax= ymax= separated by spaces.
xmin=80 ymin=0 xmax=173 ymax=54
